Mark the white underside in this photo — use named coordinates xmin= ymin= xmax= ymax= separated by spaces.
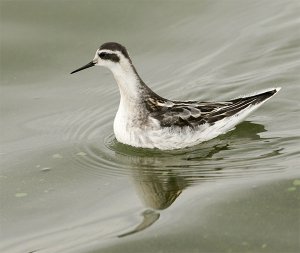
xmin=113 ymin=88 xmax=280 ymax=150
xmin=114 ymin=102 xmax=259 ymax=150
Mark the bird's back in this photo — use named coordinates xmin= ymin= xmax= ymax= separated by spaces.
xmin=147 ymin=88 xmax=279 ymax=129
xmin=125 ymin=87 xmax=281 ymax=149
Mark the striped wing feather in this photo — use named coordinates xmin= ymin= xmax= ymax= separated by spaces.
xmin=148 ymin=89 xmax=277 ymax=128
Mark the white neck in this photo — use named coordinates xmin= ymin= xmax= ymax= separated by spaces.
xmin=112 ymin=62 xmax=145 ymax=143
xmin=109 ymin=63 xmax=142 ymax=106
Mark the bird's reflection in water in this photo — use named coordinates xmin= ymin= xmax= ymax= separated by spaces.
xmin=117 ymin=122 xmax=267 ymax=237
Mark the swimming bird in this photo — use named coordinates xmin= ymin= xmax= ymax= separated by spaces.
xmin=71 ymin=42 xmax=280 ymax=150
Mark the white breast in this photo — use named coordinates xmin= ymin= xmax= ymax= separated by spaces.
xmin=113 ymin=102 xmax=264 ymax=150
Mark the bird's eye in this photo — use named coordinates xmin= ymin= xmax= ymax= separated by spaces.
xmin=98 ymin=52 xmax=120 ymax=62
xmin=99 ymin=52 xmax=107 ymax=59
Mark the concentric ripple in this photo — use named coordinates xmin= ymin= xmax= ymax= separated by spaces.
xmin=63 ymin=107 xmax=286 ymax=185
xmin=21 ymin=94 xmax=287 ymax=187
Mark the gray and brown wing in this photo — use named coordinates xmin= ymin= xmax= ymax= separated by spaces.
xmin=147 ymin=89 xmax=277 ymax=128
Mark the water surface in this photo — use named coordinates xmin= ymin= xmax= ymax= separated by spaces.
xmin=1 ymin=1 xmax=299 ymax=253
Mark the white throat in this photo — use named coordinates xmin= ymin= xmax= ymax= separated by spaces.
xmin=109 ymin=62 xmax=142 ymax=105
xmin=111 ymin=62 xmax=146 ymax=146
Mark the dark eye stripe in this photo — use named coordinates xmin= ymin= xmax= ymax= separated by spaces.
xmin=98 ymin=52 xmax=120 ymax=62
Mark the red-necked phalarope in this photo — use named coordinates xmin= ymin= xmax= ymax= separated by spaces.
xmin=71 ymin=42 xmax=280 ymax=150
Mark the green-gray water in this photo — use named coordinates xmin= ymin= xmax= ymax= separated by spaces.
xmin=1 ymin=1 xmax=299 ymax=252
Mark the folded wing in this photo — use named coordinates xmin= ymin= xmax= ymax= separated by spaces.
xmin=148 ymin=89 xmax=278 ymax=128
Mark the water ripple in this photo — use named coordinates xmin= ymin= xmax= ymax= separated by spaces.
xmin=65 ymin=116 xmax=287 ymax=186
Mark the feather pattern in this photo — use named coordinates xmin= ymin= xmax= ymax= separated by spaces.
xmin=71 ymin=42 xmax=281 ymax=150
xmin=145 ymin=89 xmax=278 ymax=129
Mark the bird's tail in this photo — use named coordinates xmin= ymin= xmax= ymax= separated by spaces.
xmin=205 ymin=87 xmax=281 ymax=138
xmin=229 ymin=87 xmax=281 ymax=106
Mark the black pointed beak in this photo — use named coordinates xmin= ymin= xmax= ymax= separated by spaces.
xmin=70 ymin=61 xmax=95 ymax=74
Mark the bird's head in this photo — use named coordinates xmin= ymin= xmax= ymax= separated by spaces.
xmin=71 ymin=42 xmax=132 ymax=74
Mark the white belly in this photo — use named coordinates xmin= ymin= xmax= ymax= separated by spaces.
xmin=114 ymin=106 xmax=207 ymax=150
xmin=113 ymin=102 xmax=263 ymax=150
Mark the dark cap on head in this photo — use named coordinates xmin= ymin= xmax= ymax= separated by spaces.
xmin=100 ymin=42 xmax=131 ymax=60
